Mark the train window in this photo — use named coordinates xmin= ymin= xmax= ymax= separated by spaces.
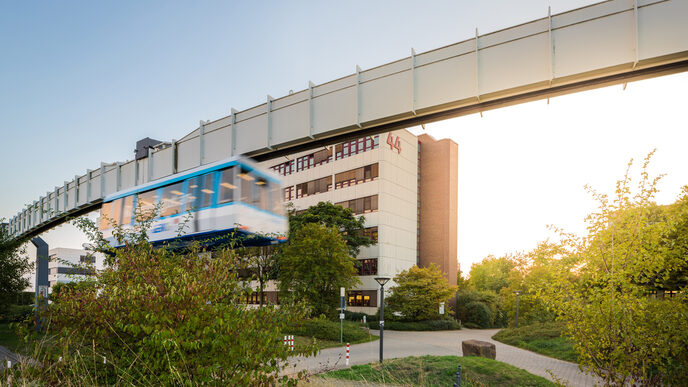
xmin=137 ymin=189 xmax=157 ymax=218
xmin=99 ymin=202 xmax=112 ymax=230
xmin=238 ymin=168 xmax=253 ymax=204
xmin=122 ymin=196 xmax=134 ymax=225
xmin=218 ymin=167 xmax=237 ymax=204
xmin=187 ymin=174 xmax=214 ymax=210
xmin=256 ymin=177 xmax=268 ymax=210
xmin=271 ymin=183 xmax=282 ymax=214
xmin=112 ymin=198 xmax=123 ymax=227
xmin=160 ymin=182 xmax=184 ymax=217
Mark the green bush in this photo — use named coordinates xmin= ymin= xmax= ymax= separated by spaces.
xmin=367 ymin=319 xmax=461 ymax=331
xmin=464 ymin=301 xmax=492 ymax=328
xmin=287 ymin=317 xmax=369 ymax=342
xmin=0 ymin=304 xmax=33 ymax=323
xmin=7 ymin=214 xmax=317 ymax=386
xmin=343 ymin=310 xmax=373 ymax=322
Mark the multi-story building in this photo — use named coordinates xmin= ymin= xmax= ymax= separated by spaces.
xmin=258 ymin=129 xmax=458 ymax=314
xmin=47 ymin=247 xmax=101 ymax=290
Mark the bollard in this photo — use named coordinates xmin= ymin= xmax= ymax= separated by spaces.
xmin=284 ymin=335 xmax=287 ymax=347
xmin=103 ymin=356 xmax=106 ymax=364
xmin=453 ymin=364 xmax=462 ymax=387
xmin=290 ymin=335 xmax=294 ymax=352
xmin=6 ymin=360 xmax=11 ymax=369
xmin=346 ymin=343 xmax=350 ymax=366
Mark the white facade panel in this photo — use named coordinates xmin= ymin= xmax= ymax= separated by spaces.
xmin=152 ymin=147 xmax=174 ymax=180
xmin=313 ymin=87 xmax=356 ymax=136
xmin=235 ymin=115 xmax=268 ymax=154
xmin=177 ymin=137 xmax=201 ymax=172
xmin=554 ymin=11 xmax=635 ymax=78
xmin=271 ymin=101 xmax=309 ymax=145
xmin=416 ymin=55 xmax=476 ymax=111
xmin=360 ymin=71 xmax=411 ymax=123
xmin=480 ymin=33 xmax=550 ymax=94
xmin=203 ymin=126 xmax=231 ymax=164
xmin=639 ymin=0 xmax=688 ymax=60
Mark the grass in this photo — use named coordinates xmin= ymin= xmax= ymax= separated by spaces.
xmin=285 ymin=319 xmax=378 ymax=350
xmin=367 ymin=318 xmax=461 ymax=331
xmin=0 ymin=322 xmax=23 ymax=353
xmin=319 ymin=355 xmax=556 ymax=386
xmin=492 ymin=322 xmax=578 ymax=363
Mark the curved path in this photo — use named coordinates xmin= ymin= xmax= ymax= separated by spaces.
xmin=288 ymin=328 xmax=600 ymax=386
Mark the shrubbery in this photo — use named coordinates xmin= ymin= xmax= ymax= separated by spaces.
xmin=4 ymin=212 xmax=316 ymax=386
xmin=367 ymin=318 xmax=461 ymax=331
xmin=287 ymin=317 xmax=370 ymax=342
xmin=0 ymin=304 xmax=33 ymax=323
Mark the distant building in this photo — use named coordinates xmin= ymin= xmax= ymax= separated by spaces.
xmin=258 ymin=129 xmax=458 ymax=314
xmin=47 ymin=247 xmax=103 ymax=291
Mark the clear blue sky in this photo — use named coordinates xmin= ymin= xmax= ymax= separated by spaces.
xmin=3 ymin=0 xmax=687 ymax=272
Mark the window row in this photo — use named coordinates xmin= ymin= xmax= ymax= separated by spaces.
xmin=336 ymin=195 xmax=378 ymax=215
xmin=335 ymin=163 xmax=378 ymax=189
xmin=100 ymin=166 xmax=282 ymax=230
xmin=356 ymin=258 xmax=378 ymax=276
xmin=296 ymin=176 xmax=332 ymax=199
xmin=335 ymin=135 xmax=379 ymax=160
xmin=361 ymin=226 xmax=378 ymax=242
xmin=50 ymin=267 xmax=95 ymax=276
xmin=347 ymin=290 xmax=376 ymax=307
xmin=269 ymin=135 xmax=379 ymax=176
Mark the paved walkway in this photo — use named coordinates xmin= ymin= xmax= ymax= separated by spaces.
xmin=287 ymin=329 xmax=600 ymax=387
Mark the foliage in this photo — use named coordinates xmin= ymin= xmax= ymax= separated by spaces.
xmin=5 ymin=210 xmax=316 ymax=386
xmin=386 ymin=263 xmax=458 ymax=321
xmin=342 ymin=310 xmax=373 ymax=322
xmin=320 ymin=355 xmax=556 ymax=387
xmin=0 ymin=220 xmax=32 ymax=311
xmin=463 ymin=301 xmax=493 ymax=329
xmin=278 ymin=223 xmax=359 ymax=317
xmin=367 ymin=318 xmax=461 ymax=331
xmin=468 ymin=255 xmax=514 ymax=293
xmin=0 ymin=304 xmax=33 ymax=323
xmin=455 ymin=289 xmax=503 ymax=328
xmin=492 ymin=322 xmax=577 ymax=362
xmin=288 ymin=201 xmax=374 ymax=256
xmin=540 ymin=152 xmax=688 ymax=385
xmin=286 ymin=317 xmax=373 ymax=343
xmin=236 ymin=244 xmax=279 ymax=307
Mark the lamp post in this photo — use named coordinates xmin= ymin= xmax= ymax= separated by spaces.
xmin=374 ymin=276 xmax=390 ymax=364
xmin=514 ymin=290 xmax=521 ymax=328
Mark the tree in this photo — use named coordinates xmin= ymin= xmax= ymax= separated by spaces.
xmin=387 ymin=264 xmax=458 ymax=321
xmin=468 ymin=254 xmax=514 ymax=293
xmin=278 ymin=223 xmax=359 ymax=317
xmin=0 ymin=221 xmax=31 ymax=312
xmin=288 ymin=201 xmax=374 ymax=256
xmin=237 ymin=244 xmax=278 ymax=307
xmin=14 ymin=210 xmax=316 ymax=385
xmin=542 ymin=152 xmax=688 ymax=385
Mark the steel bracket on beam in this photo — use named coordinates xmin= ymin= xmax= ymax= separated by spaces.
xmin=308 ymin=81 xmax=315 ymax=139
xmin=63 ymin=181 xmax=68 ymax=212
xmin=199 ymin=120 xmax=205 ymax=166
xmin=633 ymin=0 xmax=639 ymax=69
xmin=147 ymin=148 xmax=153 ymax=182
xmin=100 ymin=164 xmax=106 ymax=199
xmin=411 ymin=48 xmax=417 ymax=115
xmin=73 ymin=175 xmax=79 ymax=208
xmin=475 ymin=28 xmax=480 ymax=103
xmin=267 ymin=95 xmax=273 ymax=150
xmin=355 ymin=65 xmax=362 ymax=128
xmin=230 ymin=108 xmax=238 ymax=156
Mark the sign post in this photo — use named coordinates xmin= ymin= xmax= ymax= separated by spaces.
xmin=340 ymin=287 xmax=346 ymax=343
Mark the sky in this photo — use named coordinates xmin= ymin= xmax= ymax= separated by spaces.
xmin=2 ymin=0 xmax=687 ymax=276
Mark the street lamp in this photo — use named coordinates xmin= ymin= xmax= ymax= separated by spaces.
xmin=514 ymin=290 xmax=522 ymax=328
xmin=374 ymin=276 xmax=390 ymax=364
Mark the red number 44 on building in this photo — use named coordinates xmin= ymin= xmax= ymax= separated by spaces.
xmin=386 ymin=133 xmax=402 ymax=154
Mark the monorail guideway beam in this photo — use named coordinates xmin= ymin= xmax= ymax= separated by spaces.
xmin=9 ymin=0 xmax=688 ymax=239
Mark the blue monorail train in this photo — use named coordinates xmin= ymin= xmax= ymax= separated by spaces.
xmin=99 ymin=156 xmax=287 ymax=248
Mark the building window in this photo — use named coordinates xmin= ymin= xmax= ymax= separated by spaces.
xmin=296 ymin=176 xmax=332 ymax=198
xmin=79 ymin=255 xmax=95 ymax=265
xmin=335 ymin=163 xmax=379 ymax=189
xmin=348 ymin=290 xmax=373 ymax=307
xmin=283 ymin=186 xmax=294 ymax=201
xmin=271 ymin=160 xmax=294 ymax=176
xmin=357 ymin=258 xmax=378 ymax=276
xmin=336 ymin=195 xmax=378 ymax=215
xmin=362 ymin=227 xmax=378 ymax=242
xmin=335 ymin=135 xmax=379 ymax=160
